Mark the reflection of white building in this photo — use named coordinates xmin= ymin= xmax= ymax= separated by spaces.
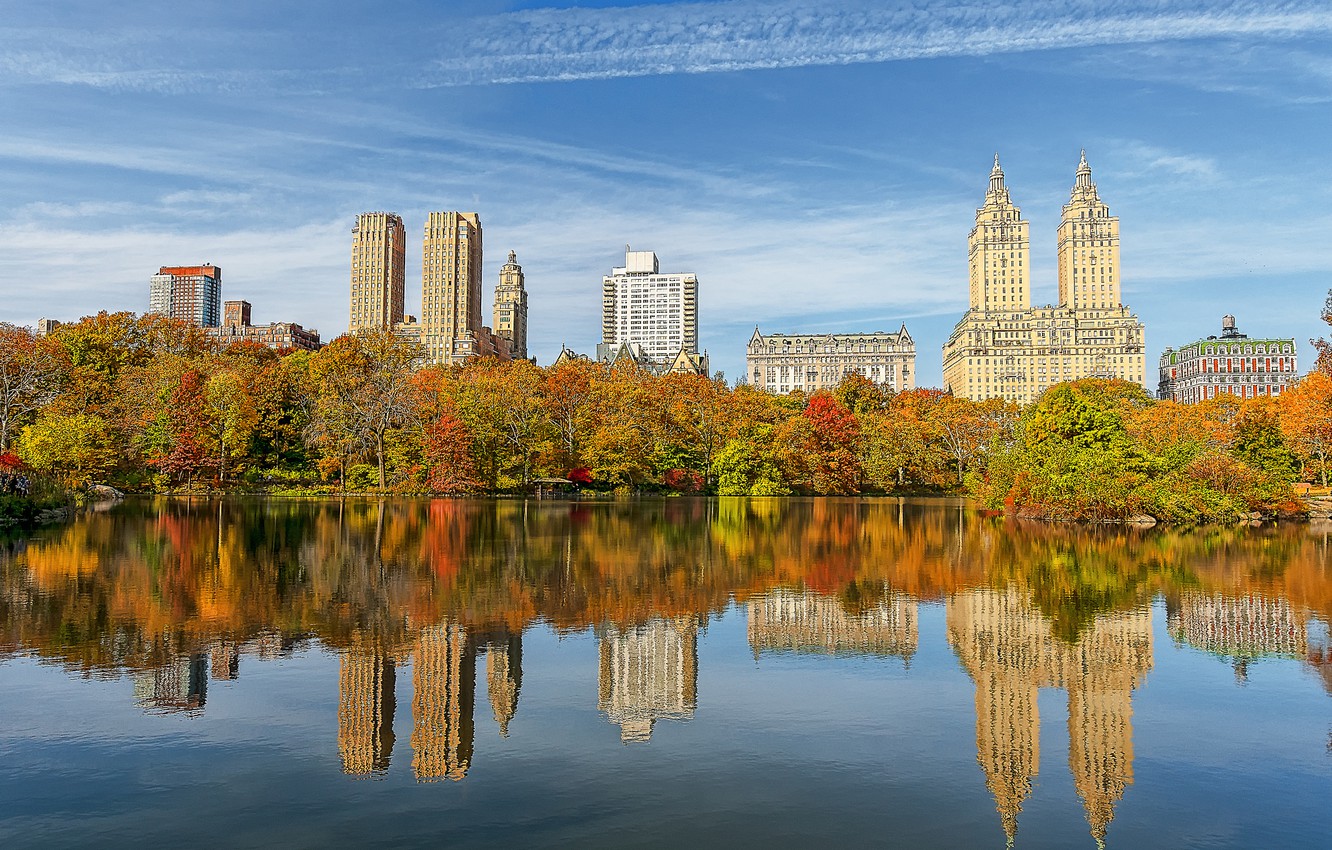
xmin=1168 ymin=592 xmax=1308 ymax=662
xmin=747 ymin=587 xmax=918 ymax=662
xmin=134 ymin=653 xmax=208 ymax=715
xmin=597 ymin=617 xmax=698 ymax=743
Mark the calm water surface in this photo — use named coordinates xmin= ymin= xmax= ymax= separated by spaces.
xmin=1 ymin=497 xmax=1330 ymax=848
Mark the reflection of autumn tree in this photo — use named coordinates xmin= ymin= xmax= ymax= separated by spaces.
xmin=5 ymin=500 xmax=1332 ymax=675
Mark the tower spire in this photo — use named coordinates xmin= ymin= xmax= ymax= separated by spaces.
xmin=988 ymin=153 xmax=1008 ymax=198
xmin=1075 ymin=149 xmax=1094 ymax=192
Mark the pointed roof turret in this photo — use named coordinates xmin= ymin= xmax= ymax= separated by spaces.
xmin=1075 ymin=148 xmax=1094 ymax=191
xmin=984 ymin=153 xmax=1012 ymax=206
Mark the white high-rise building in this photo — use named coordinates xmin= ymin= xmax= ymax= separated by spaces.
xmin=599 ymin=248 xmax=698 ymax=364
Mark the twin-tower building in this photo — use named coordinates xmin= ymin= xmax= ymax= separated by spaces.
xmin=349 ymin=211 xmax=528 ymax=364
xmin=942 ymin=152 xmax=1146 ymax=404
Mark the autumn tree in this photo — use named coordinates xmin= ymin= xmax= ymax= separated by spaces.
xmin=1280 ymin=372 xmax=1332 ymax=486
xmin=203 ymin=367 xmax=259 ymax=484
xmin=800 ymin=392 xmax=861 ymax=494
xmin=308 ymin=331 xmax=423 ymax=489
xmin=17 ymin=411 xmax=115 ymax=488
xmin=659 ymin=372 xmax=731 ymax=487
xmin=423 ymin=405 xmax=483 ymax=493
xmin=543 ymin=358 xmax=599 ymax=471
xmin=0 ymin=324 xmax=63 ymax=451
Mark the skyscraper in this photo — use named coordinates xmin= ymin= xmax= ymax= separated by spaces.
xmin=421 ymin=211 xmax=484 ymax=364
xmin=493 ymin=250 xmax=529 ymax=360
xmin=600 ymin=248 xmax=699 ymax=366
xmin=349 ymin=212 xmax=406 ymax=333
xmin=941 ymin=153 xmax=1146 ymax=404
xmin=970 ymin=155 xmax=1031 ymax=312
xmin=149 ymin=264 xmax=222 ymax=327
xmin=1058 ymin=151 xmax=1121 ymax=311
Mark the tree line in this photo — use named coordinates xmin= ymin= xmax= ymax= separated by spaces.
xmin=1 ymin=295 xmax=1330 ymax=522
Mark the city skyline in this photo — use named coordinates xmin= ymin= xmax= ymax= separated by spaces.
xmin=2 ymin=1 xmax=1330 ymax=384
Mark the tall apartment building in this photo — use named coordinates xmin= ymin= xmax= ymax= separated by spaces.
xmin=209 ymin=299 xmax=321 ymax=351
xmin=420 ymin=211 xmax=484 ymax=364
xmin=149 ymin=264 xmax=222 ymax=327
xmin=941 ymin=153 xmax=1146 ymax=405
xmin=600 ymin=249 xmax=699 ymax=365
xmin=349 ymin=213 xmax=406 ymax=332
xmin=493 ymin=250 xmax=529 ymax=360
xmin=1158 ymin=316 xmax=1298 ymax=403
xmin=746 ymin=327 xmax=915 ymax=394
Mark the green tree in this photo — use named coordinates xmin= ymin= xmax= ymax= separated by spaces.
xmin=16 ymin=411 xmax=115 ymax=487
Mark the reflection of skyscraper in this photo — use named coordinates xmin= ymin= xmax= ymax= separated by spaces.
xmin=338 ymin=643 xmax=396 ymax=776
xmin=747 ymin=587 xmax=918 ymax=662
xmin=210 ymin=639 xmax=239 ymax=681
xmin=597 ymin=617 xmax=698 ymax=743
xmin=1308 ymin=622 xmax=1332 ymax=696
xmin=134 ymin=652 xmax=208 ymax=714
xmin=946 ymin=588 xmax=1152 ymax=845
xmin=1168 ymin=592 xmax=1308 ymax=673
xmin=483 ymin=630 xmax=522 ymax=738
xmin=411 ymin=622 xmax=475 ymax=782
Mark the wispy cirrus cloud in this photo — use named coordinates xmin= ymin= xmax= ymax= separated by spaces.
xmin=2 ymin=1 xmax=1330 ymax=93
xmin=425 ymin=0 xmax=1332 ymax=86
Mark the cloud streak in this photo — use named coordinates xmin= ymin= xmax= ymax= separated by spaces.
xmin=426 ymin=0 xmax=1332 ymax=86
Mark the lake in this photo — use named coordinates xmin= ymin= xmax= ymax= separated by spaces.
xmin=1 ymin=497 xmax=1329 ymax=848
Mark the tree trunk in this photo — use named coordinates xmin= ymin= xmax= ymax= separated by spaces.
xmin=377 ymin=433 xmax=386 ymax=489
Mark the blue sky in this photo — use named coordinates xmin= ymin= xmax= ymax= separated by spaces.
xmin=2 ymin=0 xmax=1330 ymax=385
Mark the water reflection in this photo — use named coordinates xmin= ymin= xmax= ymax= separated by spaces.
xmin=748 ymin=587 xmax=918 ymax=662
xmin=1 ymin=497 xmax=1330 ymax=843
xmin=598 ymin=616 xmax=699 ymax=743
xmin=948 ymin=589 xmax=1151 ymax=845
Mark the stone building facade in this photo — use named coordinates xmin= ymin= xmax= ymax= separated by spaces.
xmin=1157 ymin=316 xmax=1297 ymax=403
xmin=745 ymin=327 xmax=915 ymax=394
xmin=493 ymin=250 xmax=529 ymax=360
xmin=209 ymin=299 xmax=321 ymax=351
xmin=942 ymin=153 xmax=1146 ymax=405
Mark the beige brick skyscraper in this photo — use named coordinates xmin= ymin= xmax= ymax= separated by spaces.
xmin=942 ymin=153 xmax=1145 ymax=404
xmin=349 ymin=213 xmax=406 ymax=332
xmin=971 ymin=155 xmax=1030 ymax=312
xmin=493 ymin=250 xmax=528 ymax=360
xmin=1058 ymin=150 xmax=1121 ymax=311
xmin=421 ymin=211 xmax=483 ymax=364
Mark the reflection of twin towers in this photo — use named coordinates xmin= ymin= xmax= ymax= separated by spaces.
xmin=337 ymin=625 xmax=521 ymax=780
xmin=751 ymin=587 xmax=1152 ymax=844
xmin=947 ymin=589 xmax=1152 ymax=846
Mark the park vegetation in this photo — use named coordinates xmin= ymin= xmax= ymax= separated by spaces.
xmin=1 ymin=289 xmax=1330 ymax=524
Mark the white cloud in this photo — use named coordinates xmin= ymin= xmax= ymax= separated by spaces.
xmin=424 ymin=0 xmax=1332 ymax=87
